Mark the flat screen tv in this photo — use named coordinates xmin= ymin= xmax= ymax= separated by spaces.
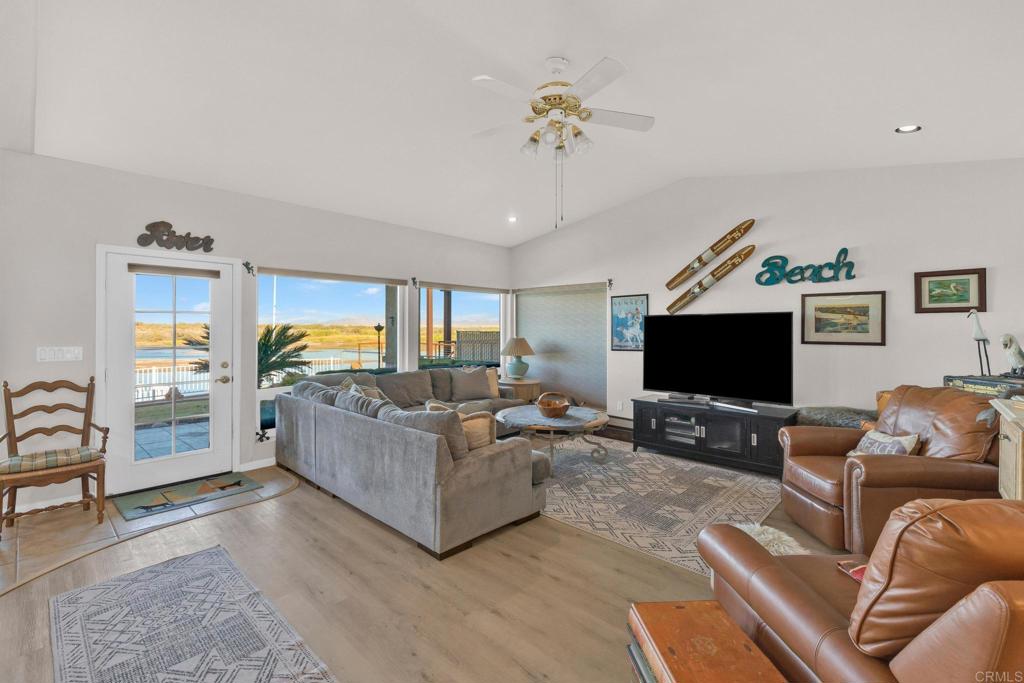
xmin=643 ymin=312 xmax=793 ymax=405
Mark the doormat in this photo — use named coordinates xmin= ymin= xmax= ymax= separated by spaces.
xmin=113 ymin=474 xmax=263 ymax=521
xmin=50 ymin=546 xmax=337 ymax=683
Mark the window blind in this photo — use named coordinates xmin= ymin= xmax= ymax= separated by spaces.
xmin=258 ymin=267 xmax=406 ymax=286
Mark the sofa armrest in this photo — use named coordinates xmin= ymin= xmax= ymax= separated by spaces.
xmin=779 ymin=425 xmax=865 ymax=458
xmin=891 ymin=582 xmax=1024 ymax=683
xmin=843 ymin=455 xmax=1000 ymax=554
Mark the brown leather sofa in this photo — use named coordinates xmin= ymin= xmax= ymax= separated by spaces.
xmin=781 ymin=385 xmax=1000 ymax=552
xmin=697 ymin=498 xmax=1024 ymax=683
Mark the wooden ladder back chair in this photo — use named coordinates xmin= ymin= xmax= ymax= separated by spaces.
xmin=0 ymin=377 xmax=108 ymax=538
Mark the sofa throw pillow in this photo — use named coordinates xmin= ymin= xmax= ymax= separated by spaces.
xmin=425 ymin=403 xmax=495 ymax=451
xmin=291 ymin=381 xmax=325 ymax=400
xmin=461 ymin=412 xmax=496 ymax=451
xmin=314 ymin=371 xmax=378 ymax=389
xmin=377 ymin=404 xmax=469 ymax=460
xmin=375 ymin=370 xmax=435 ymax=409
xmin=848 ymin=429 xmax=921 ymax=457
xmin=485 ymin=368 xmax=501 ymax=399
xmin=334 ymin=388 xmax=392 ymax=418
xmin=451 ymin=365 xmax=493 ymax=402
xmin=341 ymin=377 xmax=387 ymax=400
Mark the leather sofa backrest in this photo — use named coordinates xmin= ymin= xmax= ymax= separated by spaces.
xmin=848 ymin=498 xmax=1024 ymax=659
xmin=875 ymin=385 xmax=998 ymax=463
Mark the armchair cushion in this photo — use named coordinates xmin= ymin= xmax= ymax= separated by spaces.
xmin=848 ymin=498 xmax=1024 ymax=659
xmin=785 ymin=456 xmax=846 ymax=506
xmin=1 ymin=446 xmax=103 ymax=474
xmin=876 ymin=385 xmax=997 ymax=462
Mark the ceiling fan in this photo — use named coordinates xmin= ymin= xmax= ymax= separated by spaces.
xmin=471 ymin=56 xmax=655 ymax=160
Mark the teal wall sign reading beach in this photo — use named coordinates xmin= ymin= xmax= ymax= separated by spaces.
xmin=755 ymin=248 xmax=856 ymax=286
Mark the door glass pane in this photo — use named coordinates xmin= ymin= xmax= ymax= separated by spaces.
xmin=134 ymin=274 xmax=172 ymax=311
xmin=175 ymin=277 xmax=210 ymax=312
xmin=134 ymin=272 xmax=214 ymax=461
xmin=175 ymin=415 xmax=210 ymax=452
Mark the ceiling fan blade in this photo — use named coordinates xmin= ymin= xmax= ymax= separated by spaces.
xmin=566 ymin=57 xmax=628 ymax=100
xmin=471 ymin=75 xmax=532 ymax=102
xmin=471 ymin=122 xmax=522 ymax=139
xmin=586 ymin=108 xmax=655 ymax=132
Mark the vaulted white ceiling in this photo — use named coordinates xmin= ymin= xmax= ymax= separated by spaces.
xmin=10 ymin=1 xmax=1024 ymax=246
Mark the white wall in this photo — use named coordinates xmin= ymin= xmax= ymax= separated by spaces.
xmin=0 ymin=150 xmax=511 ymax=503
xmin=511 ymin=159 xmax=1024 ymax=420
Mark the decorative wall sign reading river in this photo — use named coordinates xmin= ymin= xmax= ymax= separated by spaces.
xmin=755 ymin=247 xmax=856 ymax=286
xmin=137 ymin=221 xmax=214 ymax=253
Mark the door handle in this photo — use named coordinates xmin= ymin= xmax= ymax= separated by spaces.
xmin=651 ymin=418 xmax=656 ymax=430
xmin=216 ymin=375 xmax=232 ymax=384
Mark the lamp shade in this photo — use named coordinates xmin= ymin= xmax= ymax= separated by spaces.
xmin=500 ymin=337 xmax=535 ymax=357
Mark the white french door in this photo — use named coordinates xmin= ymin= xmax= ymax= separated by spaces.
xmin=101 ymin=251 xmax=237 ymax=493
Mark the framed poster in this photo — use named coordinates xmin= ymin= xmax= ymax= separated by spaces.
xmin=611 ymin=294 xmax=648 ymax=351
xmin=914 ymin=268 xmax=986 ymax=313
xmin=801 ymin=291 xmax=886 ymax=346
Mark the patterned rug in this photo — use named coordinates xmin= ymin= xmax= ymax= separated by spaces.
xmin=113 ymin=474 xmax=263 ymax=520
xmin=540 ymin=435 xmax=782 ymax=577
xmin=50 ymin=546 xmax=336 ymax=683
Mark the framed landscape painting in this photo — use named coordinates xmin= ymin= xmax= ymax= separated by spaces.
xmin=801 ymin=291 xmax=886 ymax=346
xmin=611 ymin=294 xmax=647 ymax=351
xmin=914 ymin=268 xmax=986 ymax=313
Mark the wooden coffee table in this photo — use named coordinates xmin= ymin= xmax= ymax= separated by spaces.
xmin=628 ymin=601 xmax=784 ymax=683
xmin=495 ymin=405 xmax=610 ymax=463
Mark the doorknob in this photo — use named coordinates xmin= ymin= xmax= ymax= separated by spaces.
xmin=216 ymin=375 xmax=232 ymax=384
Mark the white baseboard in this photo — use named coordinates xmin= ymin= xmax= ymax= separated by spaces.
xmin=237 ymin=456 xmax=276 ymax=472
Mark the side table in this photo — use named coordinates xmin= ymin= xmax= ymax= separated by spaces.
xmin=627 ymin=601 xmax=784 ymax=683
xmin=498 ymin=378 xmax=542 ymax=402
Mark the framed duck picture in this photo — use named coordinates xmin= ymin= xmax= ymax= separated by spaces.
xmin=611 ymin=294 xmax=647 ymax=351
xmin=914 ymin=268 xmax=987 ymax=313
xmin=801 ymin=291 xmax=886 ymax=346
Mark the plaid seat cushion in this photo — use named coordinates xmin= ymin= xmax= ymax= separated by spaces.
xmin=0 ymin=446 xmax=104 ymax=474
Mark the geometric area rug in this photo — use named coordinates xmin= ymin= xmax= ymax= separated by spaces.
xmin=50 ymin=546 xmax=337 ymax=683
xmin=113 ymin=474 xmax=264 ymax=521
xmin=541 ymin=435 xmax=782 ymax=578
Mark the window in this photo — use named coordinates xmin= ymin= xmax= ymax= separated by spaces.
xmin=257 ymin=273 xmax=398 ymax=388
xmin=418 ymin=287 xmax=501 ymax=368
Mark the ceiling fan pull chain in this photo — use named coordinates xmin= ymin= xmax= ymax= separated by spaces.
xmin=560 ymin=152 xmax=565 ymax=223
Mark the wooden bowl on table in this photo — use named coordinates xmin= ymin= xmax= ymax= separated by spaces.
xmin=536 ymin=392 xmax=570 ymax=418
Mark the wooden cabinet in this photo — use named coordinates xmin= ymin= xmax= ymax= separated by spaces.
xmin=631 ymin=396 xmax=797 ymax=476
xmin=992 ymin=399 xmax=1024 ymax=501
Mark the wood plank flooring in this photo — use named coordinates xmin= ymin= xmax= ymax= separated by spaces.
xmin=0 ymin=477 xmax=715 ymax=682
xmin=0 ymin=466 xmax=295 ymax=594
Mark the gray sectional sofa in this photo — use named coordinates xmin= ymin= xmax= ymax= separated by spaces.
xmin=275 ymin=368 xmax=548 ymax=558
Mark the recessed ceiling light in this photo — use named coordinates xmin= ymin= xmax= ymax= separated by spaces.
xmin=507 ymin=215 xmax=518 ymax=224
xmin=895 ymin=125 xmax=923 ymax=134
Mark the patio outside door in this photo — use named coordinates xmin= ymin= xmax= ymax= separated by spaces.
xmin=102 ymin=252 xmax=236 ymax=494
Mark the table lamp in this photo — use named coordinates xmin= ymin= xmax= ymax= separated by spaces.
xmin=501 ymin=337 xmax=535 ymax=379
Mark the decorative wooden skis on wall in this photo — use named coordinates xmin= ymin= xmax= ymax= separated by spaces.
xmin=665 ymin=219 xmax=755 ymax=290
xmin=666 ymin=245 xmax=757 ymax=314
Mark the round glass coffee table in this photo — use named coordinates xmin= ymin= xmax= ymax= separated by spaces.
xmin=495 ymin=405 xmax=610 ymax=464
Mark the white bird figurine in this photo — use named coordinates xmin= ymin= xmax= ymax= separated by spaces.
xmin=1002 ymin=334 xmax=1024 ymax=377
xmin=967 ymin=309 xmax=991 ymax=375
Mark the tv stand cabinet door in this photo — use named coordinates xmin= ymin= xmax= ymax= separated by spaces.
xmin=751 ymin=418 xmax=787 ymax=470
xmin=700 ymin=413 xmax=750 ymax=460
xmin=634 ymin=403 xmax=658 ymax=442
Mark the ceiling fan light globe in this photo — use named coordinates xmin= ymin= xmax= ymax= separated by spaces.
xmin=574 ymin=131 xmax=594 ymax=155
xmin=520 ymin=137 xmax=539 ymax=156
xmin=539 ymin=127 xmax=560 ymax=146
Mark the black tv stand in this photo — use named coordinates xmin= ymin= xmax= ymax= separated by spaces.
xmin=632 ymin=395 xmax=798 ymax=476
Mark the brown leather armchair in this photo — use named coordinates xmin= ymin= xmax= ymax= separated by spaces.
xmin=781 ymin=385 xmax=1000 ymax=552
xmin=697 ymin=499 xmax=1024 ymax=683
